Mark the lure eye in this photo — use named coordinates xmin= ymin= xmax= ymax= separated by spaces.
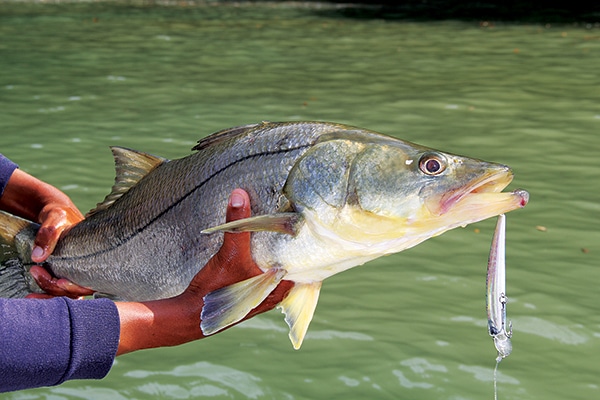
xmin=419 ymin=153 xmax=446 ymax=176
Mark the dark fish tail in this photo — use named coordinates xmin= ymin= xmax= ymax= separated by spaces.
xmin=0 ymin=211 xmax=42 ymax=298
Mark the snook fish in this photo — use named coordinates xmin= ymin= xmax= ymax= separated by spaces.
xmin=0 ymin=121 xmax=528 ymax=349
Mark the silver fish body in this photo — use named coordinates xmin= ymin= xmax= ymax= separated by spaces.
xmin=43 ymin=122 xmax=333 ymax=300
xmin=1 ymin=121 xmax=529 ymax=348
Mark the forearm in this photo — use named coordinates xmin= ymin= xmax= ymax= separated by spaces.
xmin=0 ymin=169 xmax=73 ymax=222
xmin=115 ymin=292 xmax=204 ymax=356
xmin=115 ymin=281 xmax=293 ymax=356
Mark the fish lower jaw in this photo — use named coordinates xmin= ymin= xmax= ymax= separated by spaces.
xmin=436 ymin=190 xmax=528 ymax=225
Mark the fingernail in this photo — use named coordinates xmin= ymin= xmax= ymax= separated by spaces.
xmin=32 ymin=246 xmax=45 ymax=260
xmin=230 ymin=191 xmax=244 ymax=208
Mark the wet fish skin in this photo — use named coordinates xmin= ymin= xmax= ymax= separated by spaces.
xmin=0 ymin=121 xmax=529 ymax=349
xmin=2 ymin=122 xmax=363 ymax=300
xmin=46 ymin=122 xmax=337 ymax=300
xmin=193 ymin=123 xmax=528 ymax=348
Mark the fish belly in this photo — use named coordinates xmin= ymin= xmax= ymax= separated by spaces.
xmin=45 ymin=123 xmax=335 ymax=300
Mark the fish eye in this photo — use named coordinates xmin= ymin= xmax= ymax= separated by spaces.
xmin=418 ymin=153 xmax=446 ymax=176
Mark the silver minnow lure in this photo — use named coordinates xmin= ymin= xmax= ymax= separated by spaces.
xmin=486 ymin=213 xmax=512 ymax=361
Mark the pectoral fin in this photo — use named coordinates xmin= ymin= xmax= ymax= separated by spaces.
xmin=201 ymin=213 xmax=300 ymax=236
xmin=278 ymin=281 xmax=322 ymax=350
xmin=201 ymin=267 xmax=287 ymax=336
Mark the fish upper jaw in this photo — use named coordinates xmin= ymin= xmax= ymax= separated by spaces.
xmin=437 ymin=165 xmax=514 ymax=215
xmin=423 ymin=165 xmax=528 ymax=230
xmin=423 ymin=164 xmax=529 ymax=235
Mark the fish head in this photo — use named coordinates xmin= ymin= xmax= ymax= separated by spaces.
xmin=285 ymin=130 xmax=528 ymax=251
xmin=415 ymin=151 xmax=528 ymax=226
xmin=346 ymin=139 xmax=529 ymax=244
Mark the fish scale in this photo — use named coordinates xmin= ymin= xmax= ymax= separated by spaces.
xmin=0 ymin=121 xmax=528 ymax=349
xmin=46 ymin=122 xmax=331 ymax=300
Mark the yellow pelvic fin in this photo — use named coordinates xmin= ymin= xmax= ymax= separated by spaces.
xmin=200 ymin=267 xmax=287 ymax=336
xmin=201 ymin=213 xmax=300 ymax=236
xmin=86 ymin=146 xmax=167 ymax=217
xmin=278 ymin=281 xmax=322 ymax=350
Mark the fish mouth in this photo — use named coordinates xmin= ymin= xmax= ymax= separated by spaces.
xmin=435 ymin=166 xmax=529 ymax=220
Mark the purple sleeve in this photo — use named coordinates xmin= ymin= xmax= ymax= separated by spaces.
xmin=0 ymin=154 xmax=18 ymax=198
xmin=0 ymin=297 xmax=120 ymax=393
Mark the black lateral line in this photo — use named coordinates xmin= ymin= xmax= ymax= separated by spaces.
xmin=53 ymin=144 xmax=311 ymax=262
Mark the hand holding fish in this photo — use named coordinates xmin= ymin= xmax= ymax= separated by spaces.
xmin=115 ymin=189 xmax=293 ymax=355
xmin=184 ymin=189 xmax=294 ymax=311
xmin=0 ymin=168 xmax=91 ymax=298
xmin=27 ymin=265 xmax=94 ymax=299
xmin=33 ymin=200 xmax=83 ymax=263
xmin=21 ymin=187 xmax=293 ymax=351
xmin=0 ymin=168 xmax=84 ymax=263
xmin=1 ymin=121 xmax=529 ymax=349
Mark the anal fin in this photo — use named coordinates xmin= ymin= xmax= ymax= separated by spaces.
xmin=201 ymin=267 xmax=286 ymax=336
xmin=278 ymin=281 xmax=322 ymax=350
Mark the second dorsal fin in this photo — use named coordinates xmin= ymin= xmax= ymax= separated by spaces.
xmin=192 ymin=122 xmax=267 ymax=152
xmin=86 ymin=146 xmax=167 ymax=217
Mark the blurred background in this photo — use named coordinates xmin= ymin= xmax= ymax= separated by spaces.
xmin=1 ymin=1 xmax=599 ymax=399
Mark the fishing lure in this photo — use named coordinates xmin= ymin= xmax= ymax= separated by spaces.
xmin=486 ymin=213 xmax=512 ymax=361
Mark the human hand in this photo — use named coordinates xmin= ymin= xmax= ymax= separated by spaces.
xmin=115 ymin=188 xmax=294 ymax=355
xmin=31 ymin=199 xmax=84 ymax=263
xmin=0 ymin=168 xmax=85 ymax=263
xmin=26 ymin=265 xmax=94 ymax=299
xmin=26 ymin=178 xmax=89 ymax=298
xmin=184 ymin=188 xmax=293 ymax=315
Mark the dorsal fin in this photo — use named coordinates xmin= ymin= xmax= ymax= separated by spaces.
xmin=192 ymin=122 xmax=268 ymax=152
xmin=86 ymin=146 xmax=167 ymax=217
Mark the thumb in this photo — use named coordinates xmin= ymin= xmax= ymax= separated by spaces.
xmin=33 ymin=206 xmax=83 ymax=263
xmin=214 ymin=189 xmax=253 ymax=268
xmin=32 ymin=223 xmax=59 ymax=263
xmin=187 ymin=189 xmax=257 ymax=295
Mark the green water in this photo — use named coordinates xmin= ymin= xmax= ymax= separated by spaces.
xmin=1 ymin=2 xmax=599 ymax=399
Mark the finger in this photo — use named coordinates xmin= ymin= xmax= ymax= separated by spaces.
xmin=29 ymin=265 xmax=93 ymax=298
xmin=33 ymin=206 xmax=83 ymax=263
xmin=32 ymin=210 xmax=65 ymax=263
xmin=32 ymin=226 xmax=58 ymax=263
xmin=55 ymin=278 xmax=94 ymax=296
xmin=218 ymin=189 xmax=253 ymax=264
xmin=249 ymin=279 xmax=295 ymax=317
xmin=25 ymin=293 xmax=86 ymax=300
xmin=29 ymin=265 xmax=60 ymax=295
xmin=226 ymin=188 xmax=252 ymax=223
xmin=193 ymin=189 xmax=257 ymax=294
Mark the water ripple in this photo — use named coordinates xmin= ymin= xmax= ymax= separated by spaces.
xmin=512 ymin=316 xmax=589 ymax=345
xmin=392 ymin=370 xmax=435 ymax=389
xmin=458 ymin=365 xmax=520 ymax=385
xmin=125 ymin=361 xmax=265 ymax=399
